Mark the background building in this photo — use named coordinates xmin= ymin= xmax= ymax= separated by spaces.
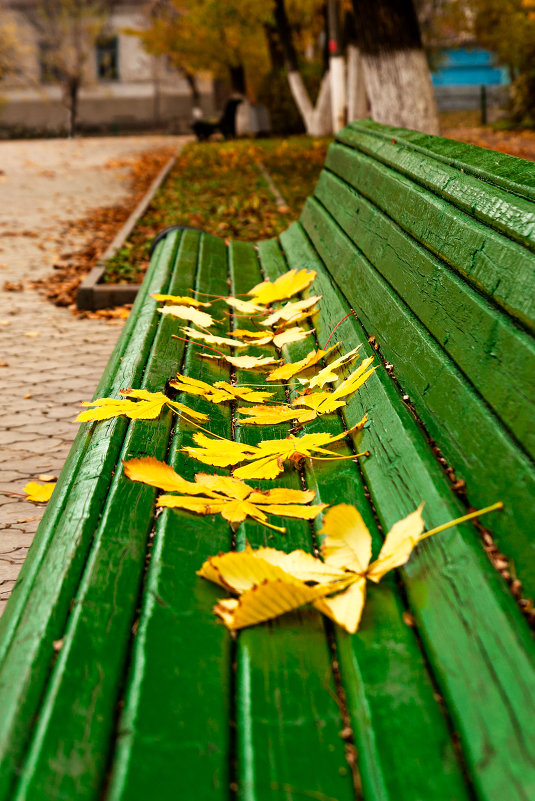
xmin=0 ymin=0 xmax=217 ymax=136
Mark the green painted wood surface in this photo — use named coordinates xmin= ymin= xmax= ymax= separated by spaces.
xmin=336 ymin=124 xmax=535 ymax=258
xmin=0 ymin=232 xmax=182 ymax=800
xmin=105 ymin=233 xmax=233 ymax=801
xmin=9 ymin=231 xmax=201 ymax=801
xmin=230 ymin=239 xmax=356 ymax=801
xmin=262 ymin=233 xmax=474 ymax=801
xmin=314 ymin=165 xmax=535 ymax=460
xmin=280 ymin=222 xmax=535 ymax=801
xmin=352 ymin=118 xmax=535 ymax=202
xmin=300 ymin=199 xmax=535 ymax=597
xmin=325 ymin=141 xmax=535 ymax=336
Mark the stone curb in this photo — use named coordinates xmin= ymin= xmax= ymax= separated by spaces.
xmin=76 ymin=154 xmax=176 ymax=310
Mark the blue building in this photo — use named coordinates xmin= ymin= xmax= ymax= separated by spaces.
xmin=431 ymin=48 xmax=508 ymax=111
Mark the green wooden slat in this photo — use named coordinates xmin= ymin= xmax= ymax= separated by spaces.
xmin=264 ymin=234 xmax=473 ymax=801
xmin=325 ymin=142 xmax=535 ymax=335
xmin=10 ymin=231 xmax=200 ymax=801
xmin=300 ymin=199 xmax=535 ymax=596
xmin=351 ymin=119 xmax=535 ymax=202
xmin=106 ymin=233 xmax=233 ymax=801
xmin=0 ymin=232 xmax=182 ymax=801
xmin=281 ymin=222 xmax=535 ymax=801
xmin=315 ymin=166 xmax=535 ymax=459
xmin=229 ymin=239 xmax=356 ymax=801
xmin=336 ymin=125 xmax=535 ymax=256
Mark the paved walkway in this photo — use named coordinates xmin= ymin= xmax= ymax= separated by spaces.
xmin=0 ymin=135 xmax=185 ymax=615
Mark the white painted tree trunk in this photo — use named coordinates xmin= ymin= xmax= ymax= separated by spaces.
xmin=346 ymin=44 xmax=368 ymax=121
xmin=362 ymin=48 xmax=440 ymax=134
xmin=287 ymin=69 xmax=333 ymax=136
xmin=329 ymin=54 xmax=346 ymax=132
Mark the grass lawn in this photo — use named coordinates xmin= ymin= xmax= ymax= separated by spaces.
xmin=103 ymin=136 xmax=331 ymax=284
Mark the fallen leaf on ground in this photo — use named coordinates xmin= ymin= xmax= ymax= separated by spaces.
xmin=248 ymin=269 xmax=316 ymax=304
xmin=24 ymin=481 xmax=56 ymax=503
xmin=77 ymin=388 xmax=208 ymax=423
xmin=37 ymin=473 xmax=57 ymax=482
xmin=124 ymin=456 xmax=326 ymax=532
xmin=158 ymin=305 xmax=214 ymax=327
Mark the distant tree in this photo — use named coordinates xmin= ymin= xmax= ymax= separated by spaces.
xmin=351 ymin=0 xmax=440 ymax=134
xmin=0 ymin=3 xmax=25 ymax=81
xmin=32 ymin=0 xmax=115 ymax=137
xmin=139 ymin=0 xmax=271 ymax=100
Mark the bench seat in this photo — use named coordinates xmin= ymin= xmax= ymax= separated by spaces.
xmin=0 ymin=121 xmax=534 ymax=801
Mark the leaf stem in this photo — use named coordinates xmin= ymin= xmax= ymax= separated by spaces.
xmin=323 ymin=311 xmax=357 ymax=349
xmin=421 ymin=501 xmax=504 ymax=540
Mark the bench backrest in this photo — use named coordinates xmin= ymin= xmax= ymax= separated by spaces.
xmin=300 ymin=118 xmax=535 ymax=598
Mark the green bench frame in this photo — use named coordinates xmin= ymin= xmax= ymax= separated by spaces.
xmin=0 ymin=120 xmax=534 ymax=801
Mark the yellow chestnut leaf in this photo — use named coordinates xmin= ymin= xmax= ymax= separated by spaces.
xmin=272 ymin=326 xmax=313 ymax=348
xmin=307 ymin=346 xmax=362 ymax=389
xmin=319 ymin=504 xmax=372 ymax=573
xmin=150 ymin=293 xmax=211 ymax=307
xmin=215 ymin=579 xmax=339 ymax=630
xmin=238 ymin=404 xmax=316 ymax=426
xmin=200 ymin=353 xmax=281 ymax=370
xmin=259 ymin=296 xmax=322 ymax=328
xmin=266 ymin=345 xmax=338 ymax=382
xmin=248 ymin=268 xmax=317 ymax=305
xmin=124 ymin=457 xmax=325 ymax=532
xmin=184 ymin=422 xmax=367 ymax=480
xmin=178 ymin=326 xmax=249 ymax=349
xmin=200 ymin=503 xmax=502 ymax=632
xmin=232 ymin=329 xmax=273 ymax=346
xmin=77 ymin=389 xmax=208 ymax=423
xmin=170 ymin=373 xmax=275 ymax=405
xmin=158 ymin=305 xmax=214 ymax=328
xmin=224 ymin=297 xmax=266 ymax=314
xmin=314 ymin=579 xmax=367 ymax=634
xmin=366 ymin=504 xmax=426 ymax=583
xmin=24 ymin=481 xmax=56 ymax=503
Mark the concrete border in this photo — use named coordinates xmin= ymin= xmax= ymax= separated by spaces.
xmin=76 ymin=154 xmax=176 ymax=310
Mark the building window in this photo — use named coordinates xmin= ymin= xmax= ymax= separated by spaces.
xmin=96 ymin=36 xmax=119 ymax=81
xmin=39 ymin=43 xmax=60 ymax=84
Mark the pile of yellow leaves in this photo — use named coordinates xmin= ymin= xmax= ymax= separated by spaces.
xmin=72 ymin=263 xmax=502 ymax=635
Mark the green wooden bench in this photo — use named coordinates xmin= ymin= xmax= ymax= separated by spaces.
xmin=0 ymin=120 xmax=534 ymax=801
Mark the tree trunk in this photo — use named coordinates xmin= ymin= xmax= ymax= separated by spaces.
xmin=274 ymin=0 xmax=332 ymax=135
xmin=64 ymin=78 xmax=79 ymax=138
xmin=351 ymin=0 xmax=439 ymax=134
xmin=346 ymin=44 xmax=368 ymax=121
xmin=328 ymin=0 xmax=346 ymax=132
xmin=229 ymin=63 xmax=246 ymax=95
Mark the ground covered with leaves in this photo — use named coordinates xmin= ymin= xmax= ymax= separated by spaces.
xmin=103 ymin=137 xmax=330 ymax=285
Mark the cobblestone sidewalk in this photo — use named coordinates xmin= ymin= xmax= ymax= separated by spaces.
xmin=0 ymin=135 xmax=184 ymax=615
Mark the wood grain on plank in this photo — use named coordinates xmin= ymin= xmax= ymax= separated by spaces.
xmin=325 ymin=142 xmax=535 ymax=334
xmin=301 ymin=199 xmax=535 ymax=597
xmin=230 ymin=239 xmax=356 ymax=801
xmin=266 ymin=230 xmax=474 ymax=801
xmin=315 ymin=166 xmax=535 ymax=459
xmin=106 ymin=233 xmax=233 ymax=801
xmin=284 ymin=221 xmax=535 ymax=801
